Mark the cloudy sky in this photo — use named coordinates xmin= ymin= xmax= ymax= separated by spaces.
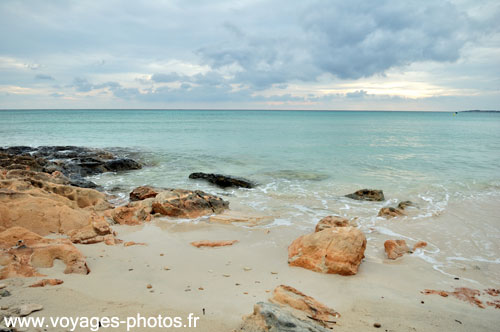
xmin=0 ymin=0 xmax=499 ymax=110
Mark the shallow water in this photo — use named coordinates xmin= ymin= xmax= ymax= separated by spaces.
xmin=1 ymin=109 xmax=499 ymax=284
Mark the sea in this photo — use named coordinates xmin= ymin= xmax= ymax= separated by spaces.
xmin=1 ymin=109 xmax=499 ymax=284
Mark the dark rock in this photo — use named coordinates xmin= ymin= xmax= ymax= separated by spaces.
xmin=239 ymin=302 xmax=331 ymax=332
xmin=345 ymin=189 xmax=384 ymax=201
xmin=0 ymin=289 xmax=10 ymax=297
xmin=130 ymin=186 xmax=159 ymax=201
xmin=152 ymin=189 xmax=229 ymax=218
xmin=189 ymin=172 xmax=254 ymax=189
xmin=104 ymin=158 xmax=142 ymax=172
xmin=397 ymin=200 xmax=415 ymax=210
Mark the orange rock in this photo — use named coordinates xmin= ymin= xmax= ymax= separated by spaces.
xmin=124 ymin=241 xmax=146 ymax=247
xmin=130 ymin=186 xmax=159 ymax=201
xmin=68 ymin=214 xmax=117 ymax=245
xmin=0 ymin=227 xmax=90 ymax=280
xmin=485 ymin=288 xmax=500 ymax=297
xmin=384 ymin=239 xmax=410 ymax=259
xmin=288 ymin=227 xmax=366 ymax=275
xmin=190 ymin=240 xmax=238 ymax=248
xmin=152 ymin=189 xmax=229 ymax=218
xmin=486 ymin=300 xmax=500 ymax=309
xmin=422 ymin=288 xmax=485 ymax=308
xmin=108 ymin=200 xmax=153 ymax=226
xmin=270 ymin=285 xmax=340 ymax=326
xmin=412 ymin=241 xmax=427 ymax=251
xmin=29 ymin=279 xmax=64 ymax=287
xmin=378 ymin=207 xmax=405 ymax=218
xmin=314 ymin=216 xmax=349 ymax=232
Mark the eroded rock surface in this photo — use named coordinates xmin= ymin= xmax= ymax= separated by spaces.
xmin=189 ymin=172 xmax=255 ymax=189
xmin=345 ymin=189 xmax=384 ymax=201
xmin=384 ymin=239 xmax=410 ymax=259
xmin=314 ymin=216 xmax=349 ymax=232
xmin=151 ymin=189 xmax=229 ymax=218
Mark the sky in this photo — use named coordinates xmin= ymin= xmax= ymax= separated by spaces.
xmin=0 ymin=0 xmax=499 ymax=110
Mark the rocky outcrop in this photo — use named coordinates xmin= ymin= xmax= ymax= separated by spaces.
xmin=190 ymin=240 xmax=238 ymax=248
xmin=0 ymin=227 xmax=90 ymax=279
xmin=29 ymin=279 xmax=64 ymax=287
xmin=151 ymin=189 xmax=229 ymax=218
xmin=384 ymin=239 xmax=410 ymax=259
xmin=378 ymin=207 xmax=405 ymax=218
xmin=345 ymin=189 xmax=384 ymax=201
xmin=0 ymin=170 xmax=111 ymax=236
xmin=0 ymin=146 xmax=142 ymax=188
xmin=378 ymin=200 xmax=415 ymax=218
xmin=106 ymin=200 xmax=153 ymax=225
xmin=129 ymin=186 xmax=159 ymax=201
xmin=208 ymin=211 xmax=274 ymax=226
xmin=189 ymin=172 xmax=255 ymax=189
xmin=68 ymin=215 xmax=118 ymax=245
xmin=314 ymin=216 xmax=349 ymax=232
xmin=239 ymin=285 xmax=339 ymax=332
xmin=288 ymin=227 xmax=366 ymax=275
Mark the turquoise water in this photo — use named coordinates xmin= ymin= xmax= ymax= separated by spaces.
xmin=1 ymin=109 xmax=500 ymax=282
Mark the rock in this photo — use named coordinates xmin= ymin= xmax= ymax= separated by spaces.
xmin=29 ymin=279 xmax=63 ymax=287
xmin=0 ymin=226 xmax=90 ymax=279
xmin=189 ymin=172 xmax=255 ymax=189
xmin=384 ymin=240 xmax=410 ymax=259
xmin=146 ymin=284 xmax=152 ymax=289
xmin=314 ymin=216 xmax=349 ymax=232
xmin=422 ymin=288 xmax=485 ymax=309
xmin=151 ymin=189 xmax=229 ymax=218
xmin=397 ymin=201 xmax=415 ymax=210
xmin=129 ymin=186 xmax=159 ymax=201
xmin=190 ymin=240 xmax=238 ymax=248
xmin=288 ymin=227 xmax=366 ymax=275
xmin=209 ymin=211 xmax=273 ymax=226
xmin=68 ymin=215 xmax=118 ymax=245
xmin=17 ymin=303 xmax=43 ymax=317
xmin=374 ymin=322 xmax=382 ymax=328
xmin=345 ymin=189 xmax=384 ymax=201
xmin=0 ymin=289 xmax=10 ymax=297
xmin=103 ymin=159 xmax=141 ymax=172
xmin=413 ymin=241 xmax=427 ymax=251
xmin=0 ymin=284 xmax=5 ymax=289
xmin=378 ymin=207 xmax=405 ymax=218
xmin=270 ymin=285 xmax=340 ymax=326
xmin=0 ymin=170 xmax=111 ymax=236
xmin=239 ymin=302 xmax=332 ymax=332
xmin=107 ymin=201 xmax=152 ymax=225
xmin=124 ymin=241 xmax=146 ymax=247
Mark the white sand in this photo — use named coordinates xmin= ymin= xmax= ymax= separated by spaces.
xmin=2 ymin=215 xmax=499 ymax=332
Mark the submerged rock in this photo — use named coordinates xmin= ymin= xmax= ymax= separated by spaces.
xmin=378 ymin=207 xmax=406 ymax=218
xmin=0 ymin=227 xmax=90 ymax=279
xmin=152 ymin=189 xmax=229 ymax=218
xmin=345 ymin=189 xmax=384 ymax=201
xmin=314 ymin=216 xmax=350 ymax=232
xmin=384 ymin=239 xmax=410 ymax=260
xmin=288 ymin=227 xmax=366 ymax=275
xmin=189 ymin=172 xmax=255 ymax=189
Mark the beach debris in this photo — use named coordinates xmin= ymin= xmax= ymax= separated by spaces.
xmin=16 ymin=303 xmax=43 ymax=317
xmin=160 ymin=253 xmax=164 ymax=256
xmin=163 ymin=266 xmax=170 ymax=271
xmin=315 ymin=216 xmax=349 ymax=232
xmin=202 ymin=308 xmax=205 ymax=315
xmin=270 ymin=272 xmax=278 ymax=275
xmin=130 ymin=186 xmax=159 ymax=201
xmin=146 ymin=284 xmax=152 ymax=289
xmin=123 ymin=241 xmax=146 ymax=247
xmin=384 ymin=239 xmax=410 ymax=260
xmin=244 ymin=292 xmax=249 ymax=295
xmin=190 ymin=240 xmax=238 ymax=248
xmin=345 ymin=189 xmax=384 ymax=201
xmin=243 ymin=267 xmax=252 ymax=271
xmin=223 ymin=274 xmax=231 ymax=278
xmin=373 ymin=322 xmax=381 ymax=328
xmin=198 ymin=287 xmax=204 ymax=291
xmin=0 ymin=227 xmax=90 ymax=279
xmin=484 ymin=288 xmax=499 ymax=296
xmin=413 ymin=241 xmax=427 ymax=251
xmin=188 ymin=172 xmax=255 ymax=189
xmin=29 ymin=279 xmax=63 ymax=287
xmin=239 ymin=285 xmax=339 ymax=331
xmin=288 ymin=227 xmax=366 ymax=275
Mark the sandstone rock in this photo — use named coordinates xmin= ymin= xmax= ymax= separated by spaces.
xmin=129 ymin=186 xmax=159 ymax=201
xmin=270 ymin=285 xmax=339 ymax=326
xmin=397 ymin=200 xmax=415 ymax=209
xmin=190 ymin=240 xmax=238 ymax=248
xmin=314 ymin=216 xmax=349 ymax=232
xmin=422 ymin=288 xmax=485 ymax=309
xmin=413 ymin=241 xmax=427 ymax=251
xmin=29 ymin=279 xmax=63 ymax=287
xmin=189 ymin=172 xmax=255 ymax=189
xmin=239 ymin=302 xmax=331 ymax=332
xmin=107 ymin=201 xmax=152 ymax=225
xmin=124 ymin=241 xmax=146 ymax=247
xmin=151 ymin=189 xmax=229 ymax=218
xmin=378 ymin=207 xmax=405 ymax=218
xmin=209 ymin=211 xmax=273 ymax=226
xmin=17 ymin=303 xmax=43 ymax=317
xmin=288 ymin=227 xmax=366 ymax=275
xmin=68 ymin=215 xmax=118 ymax=245
xmin=384 ymin=240 xmax=410 ymax=259
xmin=0 ymin=227 xmax=90 ymax=279
xmin=345 ymin=189 xmax=384 ymax=201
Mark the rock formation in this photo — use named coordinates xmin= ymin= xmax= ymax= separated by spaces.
xmin=189 ymin=172 xmax=255 ymax=189
xmin=314 ymin=215 xmax=349 ymax=232
xmin=384 ymin=239 xmax=410 ymax=259
xmin=345 ymin=189 xmax=384 ymax=201
xmin=151 ymin=189 xmax=229 ymax=218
